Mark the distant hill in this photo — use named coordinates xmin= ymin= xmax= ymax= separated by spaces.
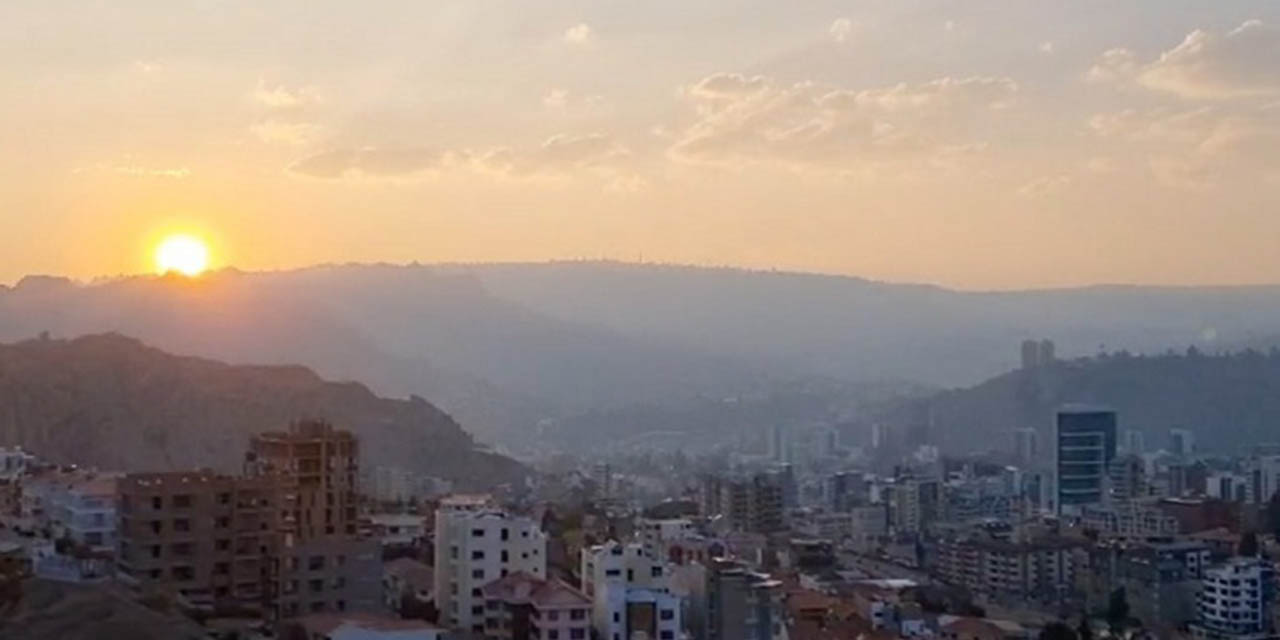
xmin=5 ymin=262 xmax=1280 ymax=454
xmin=872 ymin=348 xmax=1280 ymax=456
xmin=0 ymin=333 xmax=526 ymax=487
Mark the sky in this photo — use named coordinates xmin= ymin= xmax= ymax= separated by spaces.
xmin=2 ymin=0 xmax=1278 ymax=289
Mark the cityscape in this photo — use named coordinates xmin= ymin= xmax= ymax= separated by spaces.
xmin=3 ymin=1 xmax=1280 ymax=639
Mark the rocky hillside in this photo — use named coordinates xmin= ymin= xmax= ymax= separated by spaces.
xmin=871 ymin=348 xmax=1280 ymax=456
xmin=0 ymin=333 xmax=526 ymax=487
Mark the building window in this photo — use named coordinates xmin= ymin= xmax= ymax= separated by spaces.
xmin=472 ymin=569 xmax=485 ymax=580
xmin=472 ymin=528 xmax=485 ymax=537
xmin=215 ymin=539 xmax=230 ymax=552
xmin=571 ymin=629 xmax=586 ymax=640
xmin=172 ymin=494 xmax=193 ymax=509
xmin=652 ymin=566 xmax=663 ymax=578
xmin=501 ymin=528 xmax=509 ymax=541
xmin=173 ymin=519 xmax=191 ymax=532
xmin=547 ymin=610 xmax=559 ymax=621
xmin=217 ymin=492 xmax=230 ymax=505
xmin=151 ymin=496 xmax=163 ymax=510
xmin=309 ymin=556 xmax=325 ymax=571
xmin=501 ymin=550 xmax=509 ymax=563
xmin=570 ymin=609 xmax=586 ymax=620
xmin=472 ymin=550 xmax=485 ymax=560
xmin=660 ymin=609 xmax=674 ymax=621
xmin=660 ymin=632 xmax=674 ymax=640
xmin=547 ymin=630 xmax=559 ymax=640
xmin=310 ymin=579 xmax=324 ymax=593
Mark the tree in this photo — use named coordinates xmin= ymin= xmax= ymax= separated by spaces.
xmin=1107 ymin=587 xmax=1131 ymax=631
xmin=1038 ymin=622 xmax=1078 ymax=640
xmin=1239 ymin=530 xmax=1259 ymax=557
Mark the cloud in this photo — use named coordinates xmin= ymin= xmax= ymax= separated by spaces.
xmin=289 ymin=148 xmax=441 ymax=179
xmin=563 ymin=23 xmax=594 ymax=45
xmin=830 ymin=18 xmax=855 ymax=43
xmin=1039 ymin=42 xmax=1054 ymax=54
xmin=253 ymin=80 xmax=321 ymax=110
xmin=1088 ymin=106 xmax=1280 ymax=188
xmin=669 ymin=73 xmax=1017 ymax=173
xmin=542 ymin=89 xmax=606 ymax=114
xmin=1088 ymin=21 xmax=1280 ymax=99
xmin=1017 ymin=174 xmax=1072 ymax=198
xmin=251 ymin=120 xmax=323 ymax=146
xmin=1086 ymin=48 xmax=1139 ymax=84
xmin=289 ymin=134 xmax=633 ymax=185
xmin=1140 ymin=20 xmax=1280 ymax=99
xmin=543 ymin=89 xmax=569 ymax=110
xmin=74 ymin=163 xmax=190 ymax=179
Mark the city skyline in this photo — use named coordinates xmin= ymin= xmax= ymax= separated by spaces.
xmin=2 ymin=1 xmax=1279 ymax=288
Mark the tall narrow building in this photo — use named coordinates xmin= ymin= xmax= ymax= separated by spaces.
xmin=246 ymin=420 xmax=380 ymax=618
xmin=1054 ymin=406 xmax=1117 ymax=514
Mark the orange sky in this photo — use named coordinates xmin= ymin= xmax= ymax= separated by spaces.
xmin=2 ymin=2 xmax=1279 ymax=289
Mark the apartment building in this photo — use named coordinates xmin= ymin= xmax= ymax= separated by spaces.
xmin=688 ymin=558 xmax=784 ymax=640
xmin=434 ymin=497 xmax=547 ymax=635
xmin=700 ymin=472 xmax=785 ymax=534
xmin=117 ymin=470 xmax=276 ymax=609
xmin=1192 ymin=557 xmax=1277 ymax=640
xmin=581 ymin=541 xmax=682 ymax=640
xmin=930 ymin=535 xmax=1082 ymax=602
xmin=118 ymin=420 xmax=380 ymax=618
xmin=247 ymin=420 xmax=378 ymax=618
xmin=49 ymin=473 xmax=118 ymax=552
xmin=481 ymin=572 xmax=591 ymax=640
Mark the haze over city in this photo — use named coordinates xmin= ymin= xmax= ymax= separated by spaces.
xmin=4 ymin=3 xmax=1280 ymax=640
xmin=3 ymin=1 xmax=1279 ymax=288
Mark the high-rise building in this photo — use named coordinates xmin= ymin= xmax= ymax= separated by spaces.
xmin=889 ymin=474 xmax=943 ymax=535
xmin=118 ymin=421 xmax=381 ymax=618
xmin=246 ymin=420 xmax=380 ymax=619
xmin=433 ymin=496 xmax=547 ymax=635
xmin=117 ymin=471 xmax=276 ymax=609
xmin=1014 ymin=428 xmax=1038 ymax=464
xmin=1108 ymin=454 xmax=1147 ymax=502
xmin=827 ymin=471 xmax=866 ymax=512
xmin=690 ymin=558 xmax=783 ymax=640
xmin=1191 ymin=557 xmax=1276 ymax=639
xmin=1054 ymin=406 xmax=1117 ymax=513
xmin=1124 ymin=429 xmax=1146 ymax=455
xmin=1170 ymin=429 xmax=1196 ymax=458
xmin=581 ymin=541 xmax=682 ymax=640
xmin=699 ymin=472 xmax=785 ymax=534
xmin=767 ymin=424 xmax=790 ymax=463
xmin=1247 ymin=455 xmax=1280 ymax=505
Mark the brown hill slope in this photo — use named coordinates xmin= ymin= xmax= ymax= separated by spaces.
xmin=0 ymin=333 xmax=526 ymax=487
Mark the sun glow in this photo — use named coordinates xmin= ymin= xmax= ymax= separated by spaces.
xmin=154 ymin=234 xmax=210 ymax=276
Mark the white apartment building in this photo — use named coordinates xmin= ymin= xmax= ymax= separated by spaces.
xmin=433 ymin=497 xmax=546 ymax=635
xmin=52 ymin=474 xmax=118 ymax=551
xmin=1193 ymin=556 xmax=1276 ymax=640
xmin=581 ymin=541 xmax=683 ymax=640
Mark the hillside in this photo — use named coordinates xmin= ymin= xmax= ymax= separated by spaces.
xmin=0 ymin=334 xmax=526 ymax=487
xmin=874 ymin=348 xmax=1280 ymax=456
xmin=5 ymin=262 xmax=1280 ymax=453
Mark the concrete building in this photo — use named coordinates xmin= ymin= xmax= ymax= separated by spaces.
xmin=118 ymin=421 xmax=381 ymax=618
xmin=890 ymin=474 xmax=944 ymax=535
xmin=1247 ymin=455 xmax=1280 ymax=505
xmin=1108 ymin=454 xmax=1147 ymax=502
xmin=47 ymin=473 xmax=118 ymax=552
xmin=248 ymin=420 xmax=379 ymax=619
xmin=383 ymin=557 xmax=434 ymax=616
xmin=1054 ymin=406 xmax=1117 ymax=513
xmin=929 ymin=535 xmax=1082 ymax=603
xmin=1124 ymin=429 xmax=1146 ymax=455
xmin=826 ymin=471 xmax=865 ymax=512
xmin=1170 ymin=428 xmax=1196 ymax=459
xmin=433 ymin=497 xmax=547 ymax=635
xmin=689 ymin=558 xmax=783 ymax=640
xmin=581 ymin=541 xmax=682 ymax=640
xmin=1013 ymin=428 xmax=1038 ymax=465
xmin=117 ymin=470 xmax=277 ymax=609
xmin=480 ymin=572 xmax=591 ymax=640
xmin=1192 ymin=557 xmax=1276 ymax=639
xmin=700 ymin=472 xmax=785 ymax=534
xmin=1080 ymin=500 xmax=1181 ymax=539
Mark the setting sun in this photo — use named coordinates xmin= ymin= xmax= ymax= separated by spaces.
xmin=154 ymin=234 xmax=210 ymax=276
